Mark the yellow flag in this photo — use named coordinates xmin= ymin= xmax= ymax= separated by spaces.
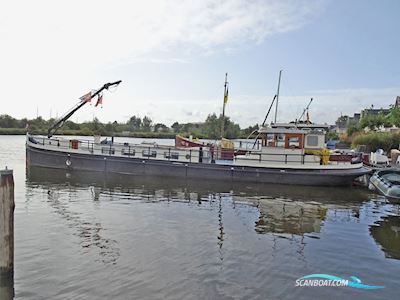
xmin=224 ymin=87 xmax=229 ymax=104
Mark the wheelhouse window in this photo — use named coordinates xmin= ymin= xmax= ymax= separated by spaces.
xmin=276 ymin=134 xmax=285 ymax=147
xmin=284 ymin=133 xmax=304 ymax=149
xmin=288 ymin=137 xmax=300 ymax=148
xmin=266 ymin=134 xmax=275 ymax=147
xmin=306 ymin=135 xmax=318 ymax=147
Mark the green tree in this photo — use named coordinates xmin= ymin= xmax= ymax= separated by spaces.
xmin=326 ymin=131 xmax=339 ymax=140
xmin=171 ymin=122 xmax=183 ymax=133
xmin=154 ymin=123 xmax=168 ymax=132
xmin=201 ymin=113 xmax=241 ymax=139
xmin=202 ymin=113 xmax=220 ymax=139
xmin=29 ymin=117 xmax=48 ymax=130
xmin=64 ymin=120 xmax=80 ymax=130
xmin=359 ymin=113 xmax=389 ymax=131
xmin=0 ymin=114 xmax=19 ymax=128
xmin=346 ymin=120 xmax=361 ymax=136
xmin=141 ymin=116 xmax=153 ymax=132
xmin=127 ymin=116 xmax=142 ymax=131
xmin=388 ymin=107 xmax=400 ymax=127
xmin=87 ymin=117 xmax=106 ymax=135
xmin=18 ymin=118 xmax=29 ymax=129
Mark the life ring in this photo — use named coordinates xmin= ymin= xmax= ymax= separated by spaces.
xmin=185 ymin=154 xmax=191 ymax=159
xmin=66 ymin=159 xmax=72 ymax=167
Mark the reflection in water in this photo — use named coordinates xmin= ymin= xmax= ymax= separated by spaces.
xmin=26 ymin=166 xmax=373 ymax=203
xmin=370 ymin=215 xmax=400 ymax=260
xmin=217 ymin=194 xmax=225 ymax=263
xmin=253 ymin=199 xmax=326 ymax=235
xmin=21 ymin=166 xmax=400 ymax=299
xmin=47 ymin=188 xmax=120 ymax=264
xmin=0 ymin=272 xmax=14 ymax=300
xmin=217 ymin=195 xmax=225 ymax=249
xmin=25 ymin=166 xmax=374 ymax=249
xmin=30 ymin=178 xmax=121 ymax=265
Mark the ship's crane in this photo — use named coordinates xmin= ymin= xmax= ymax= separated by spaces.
xmin=47 ymin=80 xmax=122 ymax=138
xmin=297 ymin=97 xmax=313 ymax=125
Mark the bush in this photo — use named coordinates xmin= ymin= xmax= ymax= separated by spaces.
xmin=352 ymin=132 xmax=400 ymax=153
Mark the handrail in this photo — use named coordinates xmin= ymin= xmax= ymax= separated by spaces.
xmin=28 ymin=135 xmax=333 ymax=165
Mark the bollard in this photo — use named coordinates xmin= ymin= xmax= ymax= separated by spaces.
xmin=0 ymin=169 xmax=14 ymax=300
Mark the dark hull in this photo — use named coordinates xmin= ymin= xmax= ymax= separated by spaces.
xmin=26 ymin=144 xmax=371 ymax=186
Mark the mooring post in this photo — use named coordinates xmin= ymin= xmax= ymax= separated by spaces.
xmin=0 ymin=168 xmax=14 ymax=300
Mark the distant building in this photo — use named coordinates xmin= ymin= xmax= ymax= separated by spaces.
xmin=334 ymin=115 xmax=349 ymax=134
xmin=333 ymin=96 xmax=396 ymax=134
xmin=349 ymin=113 xmax=361 ymax=123
xmin=360 ymin=107 xmax=390 ymax=119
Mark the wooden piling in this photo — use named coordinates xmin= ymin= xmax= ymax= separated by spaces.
xmin=0 ymin=169 xmax=14 ymax=275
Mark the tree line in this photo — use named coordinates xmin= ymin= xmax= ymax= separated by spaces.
xmin=346 ymin=108 xmax=400 ymax=137
xmin=0 ymin=113 xmax=259 ymax=139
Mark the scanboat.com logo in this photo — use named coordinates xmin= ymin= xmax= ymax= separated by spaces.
xmin=295 ymin=274 xmax=384 ymax=289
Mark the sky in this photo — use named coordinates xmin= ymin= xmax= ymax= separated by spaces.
xmin=1 ymin=0 xmax=400 ymax=127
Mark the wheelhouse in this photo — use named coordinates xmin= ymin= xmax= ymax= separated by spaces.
xmin=258 ymin=127 xmax=325 ymax=150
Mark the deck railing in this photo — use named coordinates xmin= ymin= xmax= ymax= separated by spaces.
xmin=28 ymin=135 xmax=343 ymax=166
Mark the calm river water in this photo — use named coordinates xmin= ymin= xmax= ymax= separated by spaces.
xmin=1 ymin=135 xmax=400 ymax=299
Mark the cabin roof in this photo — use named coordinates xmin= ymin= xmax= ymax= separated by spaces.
xmin=258 ymin=126 xmax=320 ymax=134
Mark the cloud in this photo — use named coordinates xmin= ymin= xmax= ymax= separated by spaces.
xmin=0 ymin=0 xmax=325 ymax=68
xmin=0 ymin=0 xmax=328 ymax=125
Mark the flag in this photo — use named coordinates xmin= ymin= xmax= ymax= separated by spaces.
xmin=224 ymin=86 xmax=229 ymax=104
xmin=95 ymin=94 xmax=103 ymax=107
xmin=79 ymin=92 xmax=92 ymax=103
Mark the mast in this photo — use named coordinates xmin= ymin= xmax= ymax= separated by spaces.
xmin=47 ymin=80 xmax=122 ymax=138
xmin=274 ymin=70 xmax=282 ymax=124
xmin=221 ymin=73 xmax=228 ymax=138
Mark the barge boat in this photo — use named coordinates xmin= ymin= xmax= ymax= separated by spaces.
xmin=26 ymin=80 xmax=371 ymax=186
xmin=26 ymin=127 xmax=370 ymax=186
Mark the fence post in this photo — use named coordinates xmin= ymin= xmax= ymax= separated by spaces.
xmin=0 ymin=168 xmax=14 ymax=300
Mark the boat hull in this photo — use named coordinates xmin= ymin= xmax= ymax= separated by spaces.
xmin=369 ymin=169 xmax=400 ymax=200
xmin=175 ymin=135 xmax=205 ymax=148
xmin=26 ymin=144 xmax=371 ymax=186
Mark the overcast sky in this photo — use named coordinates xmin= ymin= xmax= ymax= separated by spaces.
xmin=1 ymin=0 xmax=399 ymax=127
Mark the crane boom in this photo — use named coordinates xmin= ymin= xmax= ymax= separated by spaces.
xmin=47 ymin=80 xmax=122 ymax=138
xmin=297 ymin=97 xmax=313 ymax=123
